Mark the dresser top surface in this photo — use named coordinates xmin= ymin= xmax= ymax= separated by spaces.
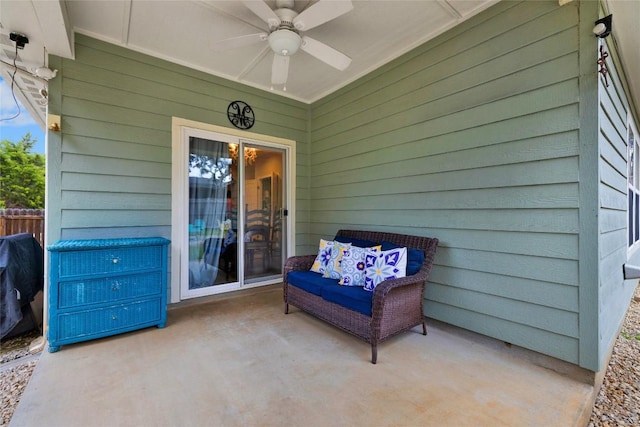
xmin=48 ymin=237 xmax=170 ymax=252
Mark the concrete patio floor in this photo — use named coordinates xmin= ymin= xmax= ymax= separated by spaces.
xmin=11 ymin=285 xmax=596 ymax=426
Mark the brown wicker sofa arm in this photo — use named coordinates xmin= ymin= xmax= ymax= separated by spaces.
xmin=283 ymin=254 xmax=316 ymax=308
xmin=371 ymin=238 xmax=438 ymax=318
xmin=371 ymin=273 xmax=427 ymax=311
xmin=283 ymin=255 xmax=316 ymax=278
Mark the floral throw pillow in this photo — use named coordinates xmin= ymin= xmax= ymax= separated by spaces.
xmin=338 ymin=245 xmax=382 ymax=286
xmin=363 ymin=247 xmax=407 ymax=291
xmin=322 ymin=242 xmax=353 ymax=279
xmin=311 ymin=239 xmax=333 ymax=274
xmin=310 ymin=239 xmax=335 ymax=274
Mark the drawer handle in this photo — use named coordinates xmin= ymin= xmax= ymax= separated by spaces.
xmin=111 ymin=281 xmax=121 ymax=292
xmin=111 ymin=315 xmax=117 ymax=321
xmin=111 ymin=257 xmax=120 ymax=264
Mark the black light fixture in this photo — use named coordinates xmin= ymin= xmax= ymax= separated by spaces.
xmin=9 ymin=32 xmax=29 ymax=49
xmin=593 ymin=14 xmax=612 ymax=38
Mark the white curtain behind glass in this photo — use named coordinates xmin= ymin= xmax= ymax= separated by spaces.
xmin=188 ymin=137 xmax=231 ymax=289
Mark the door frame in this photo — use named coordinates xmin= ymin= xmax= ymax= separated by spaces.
xmin=170 ymin=117 xmax=296 ymax=303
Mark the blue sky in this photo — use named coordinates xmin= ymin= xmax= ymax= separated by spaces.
xmin=0 ymin=76 xmax=46 ymax=154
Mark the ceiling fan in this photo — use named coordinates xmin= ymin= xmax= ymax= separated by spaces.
xmin=212 ymin=0 xmax=354 ymax=90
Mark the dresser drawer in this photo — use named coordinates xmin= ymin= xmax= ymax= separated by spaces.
xmin=58 ymin=272 xmax=163 ymax=309
xmin=58 ymin=245 xmax=162 ymax=278
xmin=56 ymin=299 xmax=162 ymax=341
xmin=48 ymin=237 xmax=170 ymax=352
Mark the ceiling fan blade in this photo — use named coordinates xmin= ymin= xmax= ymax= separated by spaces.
xmin=293 ymin=0 xmax=353 ymax=31
xmin=271 ymin=54 xmax=290 ymax=85
xmin=300 ymin=36 xmax=351 ymax=71
xmin=211 ymin=33 xmax=268 ymax=51
xmin=242 ymin=0 xmax=280 ymax=29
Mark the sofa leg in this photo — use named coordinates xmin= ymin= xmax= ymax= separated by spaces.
xmin=284 ymin=302 xmax=289 ymax=314
xmin=422 ymin=319 xmax=427 ymax=335
xmin=371 ymin=345 xmax=377 ymax=364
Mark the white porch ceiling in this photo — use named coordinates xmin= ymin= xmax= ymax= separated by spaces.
xmin=0 ymin=0 xmax=639 ymax=130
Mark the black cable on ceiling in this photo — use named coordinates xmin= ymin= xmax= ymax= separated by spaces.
xmin=0 ymin=43 xmax=23 ymax=123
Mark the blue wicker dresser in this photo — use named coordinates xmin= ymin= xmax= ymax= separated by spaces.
xmin=47 ymin=237 xmax=170 ymax=352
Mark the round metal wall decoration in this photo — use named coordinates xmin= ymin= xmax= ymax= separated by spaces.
xmin=227 ymin=101 xmax=255 ymax=130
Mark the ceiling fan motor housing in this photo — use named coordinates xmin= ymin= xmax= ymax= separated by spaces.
xmin=268 ymin=29 xmax=301 ymax=56
xmin=269 ymin=8 xmax=301 ymax=56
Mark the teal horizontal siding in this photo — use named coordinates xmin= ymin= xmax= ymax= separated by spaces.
xmin=313 ymin=1 xmax=567 ymax=117
xmin=49 ymin=34 xmax=308 ymax=243
xmin=309 ymin=0 xmax=582 ymax=364
xmin=427 ymin=283 xmax=578 ymax=337
xmin=429 ymin=267 xmax=579 ymax=311
xmin=426 ymin=301 xmax=580 ymax=364
xmin=596 ymin=27 xmax=637 ymax=370
xmin=61 ymin=210 xmax=170 ymax=228
xmin=310 ymin=209 xmax=579 ymax=234
xmin=61 ymin=173 xmax=169 ymax=194
xmin=435 ymin=248 xmax=578 ymax=286
xmin=311 ymin=183 xmax=579 ymax=209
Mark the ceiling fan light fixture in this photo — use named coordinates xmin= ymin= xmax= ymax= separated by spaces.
xmin=268 ymin=29 xmax=301 ymax=56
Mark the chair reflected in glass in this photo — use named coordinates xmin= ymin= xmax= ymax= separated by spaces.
xmin=244 ymin=207 xmax=271 ymax=275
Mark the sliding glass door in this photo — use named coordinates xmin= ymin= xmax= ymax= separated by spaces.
xmin=187 ymin=136 xmax=237 ymax=292
xmin=243 ymin=143 xmax=285 ymax=283
xmin=179 ymin=128 xmax=288 ymax=299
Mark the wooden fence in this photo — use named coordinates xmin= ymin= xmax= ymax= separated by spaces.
xmin=0 ymin=209 xmax=45 ymax=248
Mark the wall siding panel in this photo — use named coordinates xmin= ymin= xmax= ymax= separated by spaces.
xmin=429 ymin=267 xmax=579 ymax=311
xmin=426 ymin=301 xmax=580 ymax=364
xmin=312 ymin=1 xmax=558 ymax=118
xmin=309 ymin=1 xmax=583 ymax=365
xmin=597 ymin=26 xmax=638 ymax=369
xmin=48 ymin=34 xmax=309 ymax=245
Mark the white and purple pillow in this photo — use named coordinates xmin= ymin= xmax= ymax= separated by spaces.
xmin=338 ymin=245 xmax=381 ymax=286
xmin=363 ymin=247 xmax=407 ymax=291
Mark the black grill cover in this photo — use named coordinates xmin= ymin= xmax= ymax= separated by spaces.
xmin=0 ymin=233 xmax=44 ymax=339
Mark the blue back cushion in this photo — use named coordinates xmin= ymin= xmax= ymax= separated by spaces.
xmin=320 ymin=282 xmax=373 ymax=317
xmin=287 ymin=270 xmax=336 ymax=296
xmin=334 ymin=236 xmax=377 ymax=248
xmin=380 ymin=241 xmax=425 ymax=275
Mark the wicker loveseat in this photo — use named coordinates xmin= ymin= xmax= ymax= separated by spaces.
xmin=283 ymin=229 xmax=438 ymax=364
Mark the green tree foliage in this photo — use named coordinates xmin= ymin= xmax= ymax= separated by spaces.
xmin=0 ymin=133 xmax=45 ymax=209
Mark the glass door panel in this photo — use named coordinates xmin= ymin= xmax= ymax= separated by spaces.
xmin=187 ymin=137 xmax=238 ymax=290
xmin=242 ymin=143 xmax=285 ymax=282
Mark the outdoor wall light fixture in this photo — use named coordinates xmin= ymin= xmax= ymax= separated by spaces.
xmin=593 ymin=14 xmax=612 ymax=38
xmin=37 ymin=88 xmax=48 ymax=106
xmin=594 ymin=14 xmax=613 ymax=88
xmin=33 ymin=67 xmax=58 ymax=80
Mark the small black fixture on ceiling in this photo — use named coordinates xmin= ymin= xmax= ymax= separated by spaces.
xmin=593 ymin=14 xmax=612 ymax=38
xmin=9 ymin=32 xmax=29 ymax=49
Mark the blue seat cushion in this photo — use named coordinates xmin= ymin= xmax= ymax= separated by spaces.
xmin=380 ymin=241 xmax=425 ymax=275
xmin=287 ymin=270 xmax=336 ymax=296
xmin=321 ymin=282 xmax=373 ymax=317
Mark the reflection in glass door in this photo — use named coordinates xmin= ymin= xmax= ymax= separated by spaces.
xmin=242 ymin=143 xmax=285 ymax=282
xmin=179 ymin=129 xmax=289 ymax=300
xmin=187 ymin=137 xmax=238 ymax=291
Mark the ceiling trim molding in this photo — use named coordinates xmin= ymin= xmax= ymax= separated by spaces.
xmin=437 ymin=1 xmax=463 ymax=20
xmin=32 ymin=0 xmax=74 ymax=59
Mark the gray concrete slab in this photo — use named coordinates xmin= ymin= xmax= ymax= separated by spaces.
xmin=11 ymin=286 xmax=595 ymax=426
